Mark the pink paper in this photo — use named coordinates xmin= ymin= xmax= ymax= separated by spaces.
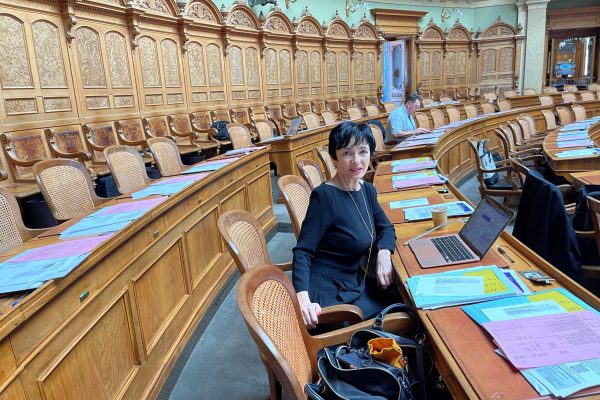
xmin=97 ymin=196 xmax=167 ymax=215
xmin=156 ymin=173 xmax=208 ymax=185
xmin=393 ymin=175 xmax=445 ymax=189
xmin=9 ymin=235 xmax=113 ymax=262
xmin=198 ymin=157 xmax=239 ymax=166
xmin=392 ymin=161 xmax=436 ymax=173
xmin=483 ymin=311 xmax=600 ymax=369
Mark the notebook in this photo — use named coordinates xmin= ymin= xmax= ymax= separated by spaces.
xmin=285 ymin=117 xmax=303 ymax=136
xmin=408 ymin=196 xmax=514 ymax=268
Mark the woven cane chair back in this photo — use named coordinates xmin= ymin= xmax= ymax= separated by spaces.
xmin=104 ymin=145 xmax=151 ymax=194
xmin=148 ymin=138 xmax=184 ymax=177
xmin=278 ymin=175 xmax=312 ymax=238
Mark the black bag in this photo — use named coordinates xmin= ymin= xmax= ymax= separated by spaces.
xmin=306 ymin=304 xmax=429 ymax=400
xmin=211 ymin=120 xmax=230 ymax=140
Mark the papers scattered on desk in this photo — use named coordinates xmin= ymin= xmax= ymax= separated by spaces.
xmin=392 ymin=173 xmax=447 ymax=190
xmin=394 ymin=137 xmax=438 ymax=148
xmin=555 ymin=148 xmax=600 ymax=158
xmin=389 ymin=197 xmax=430 ymax=209
xmin=462 ymin=288 xmax=600 ymax=397
xmin=0 ymin=235 xmax=112 ymax=294
xmin=406 ymin=265 xmax=522 ymax=309
xmin=556 ymin=139 xmax=594 ymax=148
xmin=416 ymin=276 xmax=484 ymax=297
xmin=403 ymin=201 xmax=474 ymax=221
xmin=225 ymin=145 xmax=267 ymax=156
xmin=60 ymin=196 xmax=167 ymax=239
xmin=182 ymin=157 xmax=239 ymax=174
xmin=131 ymin=172 xmax=209 ymax=199
xmin=391 ymin=158 xmax=436 ymax=173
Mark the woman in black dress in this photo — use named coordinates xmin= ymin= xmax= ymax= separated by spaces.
xmin=293 ymin=121 xmax=397 ymax=328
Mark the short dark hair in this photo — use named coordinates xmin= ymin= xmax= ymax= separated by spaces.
xmin=328 ymin=121 xmax=376 ymax=160
xmin=406 ymin=93 xmax=422 ymax=104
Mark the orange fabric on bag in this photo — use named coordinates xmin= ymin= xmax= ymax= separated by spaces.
xmin=367 ymin=337 xmax=406 ymax=369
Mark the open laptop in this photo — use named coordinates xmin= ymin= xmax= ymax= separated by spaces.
xmin=285 ymin=117 xmax=303 ymax=136
xmin=408 ymin=196 xmax=514 ymax=268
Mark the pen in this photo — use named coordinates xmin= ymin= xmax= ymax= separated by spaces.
xmin=496 ymin=246 xmax=515 ymax=263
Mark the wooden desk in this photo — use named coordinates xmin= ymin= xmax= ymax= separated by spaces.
xmin=504 ymin=93 xmax=541 ymax=108
xmin=0 ymin=149 xmax=275 ymax=400
xmin=572 ymin=171 xmax=600 ymax=187
xmin=268 ymin=114 xmax=388 ymax=176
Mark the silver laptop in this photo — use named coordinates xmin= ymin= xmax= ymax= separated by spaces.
xmin=408 ymin=196 xmax=514 ymax=268
xmin=285 ymin=117 xmax=303 ymax=136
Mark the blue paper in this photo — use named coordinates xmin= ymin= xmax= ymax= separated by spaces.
xmin=131 ymin=180 xmax=195 ymax=199
xmin=182 ymin=162 xmax=229 ymax=174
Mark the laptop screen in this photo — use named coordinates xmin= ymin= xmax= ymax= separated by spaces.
xmin=459 ymin=197 xmax=514 ymax=258
xmin=286 ymin=117 xmax=302 ymax=135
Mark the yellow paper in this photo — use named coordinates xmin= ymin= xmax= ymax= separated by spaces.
xmin=528 ymin=291 xmax=585 ymax=312
xmin=464 ymin=269 xmax=508 ymax=294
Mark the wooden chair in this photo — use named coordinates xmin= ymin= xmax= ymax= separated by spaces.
xmin=414 ymin=112 xmax=430 ymax=129
xmin=481 ymin=102 xmax=496 ymax=114
xmin=439 ymin=96 xmax=453 ymax=103
xmin=0 ymin=186 xmax=46 ymax=254
xmin=296 ymin=101 xmax=312 ymax=115
xmin=302 ymin=112 xmax=321 ymax=130
xmin=217 ymin=210 xmax=292 ymax=274
xmin=446 ymin=107 xmax=460 ymax=124
xmin=383 ymin=102 xmax=397 ymax=113
xmin=464 ymin=104 xmax=478 ymax=119
xmin=282 ymin=102 xmax=302 ymax=124
xmin=584 ymin=196 xmax=600 ymax=278
xmin=278 ymin=175 xmax=312 ymax=238
xmin=495 ymin=126 xmax=542 ymax=159
xmin=556 ymin=106 xmax=573 ymax=126
xmin=456 ymin=87 xmax=470 ymax=100
xmin=581 ymin=92 xmax=596 ymax=101
xmin=0 ymin=131 xmax=50 ymax=183
xmin=104 ymin=145 xmax=152 ymax=195
xmin=467 ymin=138 xmax=522 ymax=203
xmin=169 ymin=113 xmax=220 ymax=154
xmin=114 ymin=119 xmax=149 ymax=157
xmin=541 ymin=109 xmax=559 ymax=131
xmin=315 ymin=146 xmax=336 ymax=180
xmin=368 ymin=123 xmax=392 ymax=169
xmin=354 ymin=96 xmax=367 ymax=112
xmin=589 ymin=84 xmax=600 ymax=91
xmin=310 ymin=100 xmax=327 ymax=116
xmin=542 ymin=86 xmax=558 ymax=93
xmin=497 ymin=99 xmax=511 ymax=112
xmin=365 ymin=96 xmax=381 ymax=110
xmin=265 ymin=104 xmax=288 ymax=133
xmin=562 ymin=92 xmax=577 ymax=103
xmin=518 ymin=115 xmax=547 ymax=141
xmin=365 ymin=105 xmax=380 ymax=117
xmin=143 ymin=116 xmax=175 ymax=141
xmin=339 ymin=98 xmax=354 ymax=114
xmin=421 ymin=98 xmax=434 ymax=106
xmin=483 ymin=92 xmax=497 ymax=102
xmin=296 ymin=159 xmax=325 ymax=190
xmin=523 ymin=88 xmax=537 ymax=95
xmin=502 ymin=90 xmax=517 ymax=98
xmin=347 ymin=106 xmax=363 ymax=121
xmin=321 ymin=110 xmax=337 ymax=126
xmin=249 ymin=106 xmax=269 ymax=125
xmin=325 ymin=99 xmax=345 ymax=120
xmin=539 ymin=95 xmax=554 ymax=106
xmin=254 ymin=119 xmax=278 ymax=142
xmin=563 ymin=84 xmax=577 ymax=92
xmin=147 ymin=137 xmax=185 ymax=177
xmin=44 ymin=127 xmax=92 ymax=165
xmin=236 ymin=265 xmax=413 ymax=400
xmin=230 ymin=108 xmax=257 ymax=134
xmin=430 ymin=108 xmax=445 ymax=128
xmin=33 ymin=158 xmax=107 ymax=221
xmin=572 ymin=104 xmax=587 ymax=122
xmin=82 ymin=122 xmax=119 ymax=164
xmin=227 ymin=123 xmax=254 ymax=149
xmin=189 ymin=111 xmax=224 ymax=152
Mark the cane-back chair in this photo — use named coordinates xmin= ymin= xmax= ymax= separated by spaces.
xmin=556 ymin=106 xmax=573 ymax=126
xmin=430 ymin=108 xmax=445 ymax=128
xmin=414 ymin=112 xmax=430 ymax=130
xmin=295 ymin=159 xmax=325 ymax=190
xmin=321 ymin=110 xmax=337 ymax=126
xmin=278 ymin=175 xmax=312 ymax=238
xmin=254 ymin=120 xmax=278 ymax=142
xmin=542 ymin=86 xmax=558 ymax=93
xmin=523 ymin=88 xmax=537 ymax=95
xmin=104 ymin=145 xmax=152 ymax=195
xmin=563 ymin=84 xmax=577 ymax=92
xmin=541 ymin=109 xmax=559 ymax=131
xmin=302 ymin=112 xmax=321 ymax=130
xmin=464 ymin=104 xmax=478 ymax=119
xmin=365 ymin=105 xmax=380 ymax=117
xmin=347 ymin=106 xmax=363 ymax=121
xmin=562 ymin=92 xmax=577 ymax=103
xmin=497 ymin=99 xmax=511 ymax=112
xmin=539 ymin=95 xmax=554 ymax=106
xmin=0 ymin=186 xmax=46 ymax=254
xmin=446 ymin=107 xmax=460 ymax=124
xmin=581 ymin=92 xmax=595 ymax=102
xmin=481 ymin=102 xmax=496 ymax=114
xmin=315 ymin=147 xmax=336 ymax=180
xmin=383 ymin=102 xmax=397 ymax=113
xmin=572 ymin=104 xmax=587 ymax=122
xmin=227 ymin=123 xmax=255 ymax=150
xmin=147 ymin=137 xmax=185 ymax=177
xmin=439 ymin=96 xmax=453 ymax=103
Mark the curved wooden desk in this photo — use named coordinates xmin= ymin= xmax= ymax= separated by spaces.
xmin=0 ymin=149 xmax=275 ymax=399
xmin=376 ymin=102 xmax=600 ymax=399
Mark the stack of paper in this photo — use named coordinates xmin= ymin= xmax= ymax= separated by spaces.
xmin=60 ymin=196 xmax=167 ymax=239
xmin=406 ymin=265 xmax=524 ymax=309
xmin=392 ymin=172 xmax=447 ymax=189
xmin=462 ymin=288 xmax=600 ymax=397
xmin=555 ymin=148 xmax=600 ymax=158
xmin=390 ymin=157 xmax=436 ymax=173
xmin=182 ymin=157 xmax=239 ymax=174
xmin=0 ymin=235 xmax=112 ymax=294
xmin=403 ymin=201 xmax=474 ymax=221
xmin=132 ymin=173 xmax=208 ymax=199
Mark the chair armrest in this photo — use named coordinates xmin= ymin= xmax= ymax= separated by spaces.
xmin=274 ymin=262 xmax=292 ymax=271
xmin=53 ymin=149 xmax=92 ymax=162
xmin=318 ymin=304 xmax=364 ymax=327
xmin=575 ymin=229 xmax=596 ymax=239
xmin=0 ymin=169 xmax=7 ymax=181
xmin=311 ymin=312 xmax=414 ymax=349
xmin=481 ymin=165 xmax=515 ymax=174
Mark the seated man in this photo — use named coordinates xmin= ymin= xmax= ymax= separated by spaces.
xmin=385 ymin=93 xmax=431 ymax=143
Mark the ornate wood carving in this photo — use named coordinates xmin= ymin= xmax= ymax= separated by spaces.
xmin=326 ymin=51 xmax=336 ymax=83
xmin=187 ymin=2 xmax=219 ymax=23
xmin=138 ymin=36 xmax=161 ymax=87
xmin=229 ymin=46 xmax=244 ymax=85
xmin=105 ymin=31 xmax=132 ymax=88
xmin=279 ymin=49 xmax=291 ymax=84
xmin=206 ymin=43 xmax=223 ymax=86
xmin=75 ymin=27 xmax=107 ymax=87
xmin=161 ymin=39 xmax=181 ymax=87
xmin=245 ymin=47 xmax=259 ymax=85
xmin=338 ymin=51 xmax=349 ymax=82
xmin=32 ymin=21 xmax=67 ymax=88
xmin=0 ymin=15 xmax=33 ymax=88
xmin=187 ymin=42 xmax=206 ymax=86
xmin=310 ymin=50 xmax=321 ymax=83
xmin=297 ymin=50 xmax=308 ymax=83
xmin=265 ymin=48 xmax=278 ymax=84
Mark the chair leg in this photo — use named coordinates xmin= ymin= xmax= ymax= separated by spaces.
xmin=266 ymin=366 xmax=282 ymax=400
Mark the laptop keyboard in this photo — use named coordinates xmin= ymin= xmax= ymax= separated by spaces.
xmin=431 ymin=236 xmax=473 ymax=262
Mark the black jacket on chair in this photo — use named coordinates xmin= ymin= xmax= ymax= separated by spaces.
xmin=513 ymin=170 xmax=582 ymax=280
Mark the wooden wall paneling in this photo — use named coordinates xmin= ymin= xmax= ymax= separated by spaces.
xmin=130 ymin=4 xmax=188 ymax=118
xmin=183 ymin=0 xmax=228 ymax=112
xmin=475 ymin=19 xmax=522 ymax=98
xmin=417 ymin=19 xmax=445 ymax=100
xmin=445 ymin=21 xmax=472 ymax=98
xmin=293 ymin=9 xmax=324 ymax=103
xmin=325 ymin=14 xmax=352 ymax=103
xmin=352 ymin=18 xmax=381 ymax=102
xmin=260 ymin=7 xmax=295 ymax=105
xmin=70 ymin=1 xmax=139 ymax=124
xmin=222 ymin=2 xmax=262 ymax=108
xmin=0 ymin=1 xmax=79 ymax=133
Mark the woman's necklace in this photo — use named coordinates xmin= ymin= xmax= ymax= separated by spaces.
xmin=346 ymin=184 xmax=374 ymax=279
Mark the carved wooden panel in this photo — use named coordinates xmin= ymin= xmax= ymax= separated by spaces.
xmin=339 ymin=52 xmax=349 ymax=82
xmin=229 ymin=46 xmax=244 ymax=86
xmin=105 ymin=31 xmax=132 ymax=88
xmin=32 ymin=21 xmax=66 ymax=88
xmin=420 ymin=52 xmax=430 ymax=77
xmin=265 ymin=48 xmax=278 ymax=84
xmin=354 ymin=52 xmax=364 ymax=81
xmin=326 ymin=51 xmax=337 ymax=83
xmin=457 ymin=51 xmax=467 ymax=75
xmin=161 ymin=39 xmax=181 ymax=87
xmin=297 ymin=50 xmax=309 ymax=84
xmin=279 ymin=49 xmax=291 ymax=84
xmin=432 ymin=51 xmax=441 ymax=76
xmin=75 ymin=27 xmax=107 ymax=87
xmin=186 ymin=207 xmax=222 ymax=288
xmin=446 ymin=51 xmax=455 ymax=75
xmin=482 ymin=49 xmax=496 ymax=74
xmin=245 ymin=47 xmax=259 ymax=86
xmin=206 ymin=43 xmax=223 ymax=86
xmin=365 ymin=52 xmax=375 ymax=81
xmin=188 ymin=42 xmax=206 ymax=86
xmin=0 ymin=15 xmax=32 ymax=88
xmin=499 ymin=47 xmax=513 ymax=72
xmin=310 ymin=51 xmax=321 ymax=83
xmin=139 ymin=36 xmax=161 ymax=87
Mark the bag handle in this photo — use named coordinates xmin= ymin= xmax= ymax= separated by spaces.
xmin=372 ymin=303 xmax=425 ymax=345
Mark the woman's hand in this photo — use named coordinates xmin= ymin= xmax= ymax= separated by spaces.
xmin=376 ymin=249 xmax=394 ymax=289
xmin=297 ymin=291 xmax=321 ymax=329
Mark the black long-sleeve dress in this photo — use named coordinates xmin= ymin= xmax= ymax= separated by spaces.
xmin=292 ymin=181 xmax=397 ymax=318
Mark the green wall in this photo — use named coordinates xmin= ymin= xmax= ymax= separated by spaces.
xmin=209 ymin=1 xmax=519 ymax=32
xmin=548 ymin=0 xmax=600 ymax=10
